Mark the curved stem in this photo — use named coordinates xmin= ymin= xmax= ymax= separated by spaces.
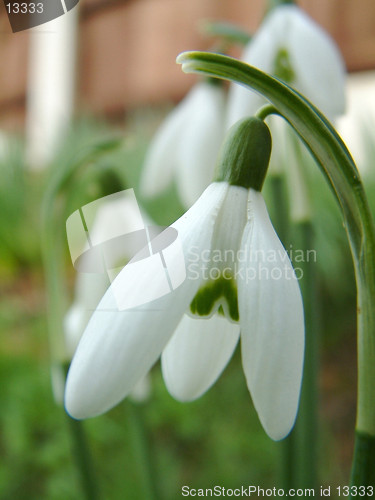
xmin=255 ymin=104 xmax=280 ymax=121
xmin=176 ymin=51 xmax=375 ymax=483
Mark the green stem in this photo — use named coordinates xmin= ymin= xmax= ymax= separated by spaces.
xmin=350 ymin=432 xmax=375 ymax=489
xmin=292 ymin=221 xmax=319 ymax=489
xmin=268 ymin=175 xmax=290 ymax=241
xmin=176 ymin=51 xmax=375 ymax=482
xmin=66 ymin=414 xmax=101 ymax=500
xmin=42 ymin=201 xmax=70 ymax=364
xmin=126 ymin=402 xmax=160 ymax=500
xmin=255 ymin=104 xmax=279 ymax=122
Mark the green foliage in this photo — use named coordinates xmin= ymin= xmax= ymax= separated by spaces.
xmin=0 ymin=139 xmax=41 ymax=271
xmin=1 ymin=107 xmax=374 ymax=497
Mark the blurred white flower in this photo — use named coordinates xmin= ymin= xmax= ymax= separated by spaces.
xmin=65 ymin=181 xmax=304 ymax=441
xmin=64 ymin=194 xmax=150 ymax=356
xmin=0 ymin=131 xmax=8 ymax=160
xmin=64 ymin=272 xmax=111 ymax=359
xmin=64 ymin=193 xmax=153 ymax=401
xmin=140 ymin=81 xmax=226 ymax=208
xmin=26 ymin=8 xmax=78 ymax=170
xmin=227 ymin=4 xmax=346 ymax=125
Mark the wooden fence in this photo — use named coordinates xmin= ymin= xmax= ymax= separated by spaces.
xmin=0 ymin=0 xmax=374 ymax=130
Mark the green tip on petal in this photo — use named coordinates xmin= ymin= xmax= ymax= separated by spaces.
xmin=273 ymin=47 xmax=295 ymax=84
xmin=190 ymin=276 xmax=239 ymax=322
xmin=214 ymin=117 xmax=272 ymax=191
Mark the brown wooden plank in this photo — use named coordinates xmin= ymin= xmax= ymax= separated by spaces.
xmin=0 ymin=0 xmax=375 ymax=129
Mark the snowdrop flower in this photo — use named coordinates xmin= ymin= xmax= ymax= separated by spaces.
xmin=65 ymin=117 xmax=304 ymax=441
xmin=227 ymin=4 xmax=346 ymax=126
xmin=140 ymin=80 xmax=226 ymax=208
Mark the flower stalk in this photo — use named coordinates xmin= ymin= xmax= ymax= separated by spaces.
xmin=126 ymin=402 xmax=160 ymax=500
xmin=66 ymin=411 xmax=101 ymax=500
xmin=292 ymin=220 xmax=319 ymax=489
xmin=177 ymin=50 xmax=375 ymax=488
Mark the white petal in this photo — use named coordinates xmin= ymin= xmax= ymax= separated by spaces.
xmin=227 ymin=5 xmax=346 ymax=126
xmin=238 ymin=189 xmax=304 ymax=440
xmin=64 ymin=303 xmax=91 ymax=358
xmin=226 ymin=10 xmax=280 ymax=127
xmin=284 ymin=6 xmax=346 ymax=120
xmin=161 ymin=313 xmax=240 ymax=401
xmin=139 ymin=96 xmax=191 ymax=198
xmin=64 ymin=267 xmax=113 ymax=358
xmin=65 ymin=182 xmax=228 ymax=419
xmin=176 ymin=82 xmax=226 ymax=207
xmin=265 ymin=115 xmax=289 ymax=175
xmin=210 ymin=185 xmax=248 ymax=266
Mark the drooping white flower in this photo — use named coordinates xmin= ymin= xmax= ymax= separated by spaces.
xmin=140 ymin=81 xmax=226 ymax=208
xmin=65 ymin=118 xmax=304 ymax=441
xmin=227 ymin=4 xmax=346 ymax=126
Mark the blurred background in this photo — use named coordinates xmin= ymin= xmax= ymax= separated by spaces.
xmin=0 ymin=0 xmax=375 ymax=498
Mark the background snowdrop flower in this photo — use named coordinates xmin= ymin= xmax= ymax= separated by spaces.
xmin=227 ymin=4 xmax=346 ymax=126
xmin=64 ymin=193 xmax=152 ymax=356
xmin=140 ymin=80 xmax=226 ymax=208
xmin=64 ymin=193 xmax=153 ymax=400
xmin=65 ymin=117 xmax=304 ymax=441
xmin=64 ymin=272 xmax=108 ymax=359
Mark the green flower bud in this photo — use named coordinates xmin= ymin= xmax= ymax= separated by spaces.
xmin=214 ymin=117 xmax=272 ymax=191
